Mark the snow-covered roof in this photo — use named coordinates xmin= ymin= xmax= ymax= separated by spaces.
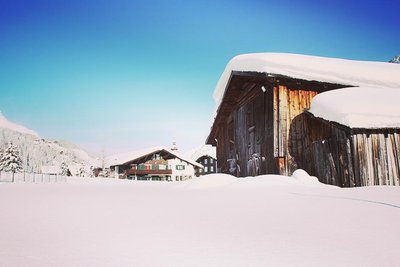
xmin=41 ymin=165 xmax=60 ymax=174
xmin=213 ymin=53 xmax=400 ymax=109
xmin=0 ymin=111 xmax=40 ymax=137
xmin=309 ymin=87 xmax=400 ymax=129
xmin=107 ymin=146 xmax=203 ymax=168
xmin=187 ymin=144 xmax=216 ymax=162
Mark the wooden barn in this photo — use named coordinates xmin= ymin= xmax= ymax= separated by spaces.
xmin=206 ymin=53 xmax=400 ymax=187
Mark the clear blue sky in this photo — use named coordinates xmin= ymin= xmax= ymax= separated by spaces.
xmin=0 ymin=0 xmax=399 ymax=155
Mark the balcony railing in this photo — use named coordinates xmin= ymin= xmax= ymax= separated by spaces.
xmin=127 ymin=169 xmax=172 ymax=176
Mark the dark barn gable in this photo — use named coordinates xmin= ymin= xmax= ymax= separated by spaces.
xmin=207 ymin=71 xmax=348 ymax=178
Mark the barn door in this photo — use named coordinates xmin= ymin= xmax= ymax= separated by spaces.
xmin=247 ymin=126 xmax=258 ymax=176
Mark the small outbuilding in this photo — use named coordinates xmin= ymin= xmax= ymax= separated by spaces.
xmin=298 ymin=87 xmax=400 ymax=186
xmin=188 ymin=144 xmax=217 ymax=176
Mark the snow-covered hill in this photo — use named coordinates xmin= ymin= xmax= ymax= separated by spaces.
xmin=0 ymin=112 xmax=99 ymax=174
xmin=0 ymin=111 xmax=39 ymax=137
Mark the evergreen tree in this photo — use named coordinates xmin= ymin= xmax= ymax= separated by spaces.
xmin=0 ymin=142 xmax=23 ymax=173
xmin=78 ymin=164 xmax=86 ymax=177
xmin=60 ymin=161 xmax=70 ymax=176
xmin=101 ymin=168 xmax=111 ymax=177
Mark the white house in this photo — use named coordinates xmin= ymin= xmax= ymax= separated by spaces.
xmin=107 ymin=145 xmax=203 ymax=181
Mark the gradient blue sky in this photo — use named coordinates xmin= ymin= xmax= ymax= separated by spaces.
xmin=0 ymin=0 xmax=399 ymax=155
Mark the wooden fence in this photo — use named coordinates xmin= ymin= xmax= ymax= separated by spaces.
xmin=0 ymin=171 xmax=68 ymax=183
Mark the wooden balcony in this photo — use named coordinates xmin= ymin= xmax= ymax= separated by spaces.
xmin=127 ymin=169 xmax=172 ymax=176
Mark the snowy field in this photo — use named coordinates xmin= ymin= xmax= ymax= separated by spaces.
xmin=1 ymin=172 xmax=399 ymax=267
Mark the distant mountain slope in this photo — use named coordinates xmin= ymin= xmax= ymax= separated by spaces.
xmin=0 ymin=112 xmax=99 ymax=174
xmin=0 ymin=111 xmax=39 ymax=137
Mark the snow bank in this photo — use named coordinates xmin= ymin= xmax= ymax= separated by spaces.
xmin=0 ymin=111 xmax=39 ymax=137
xmin=213 ymin=53 xmax=400 ymax=109
xmin=183 ymin=173 xmax=237 ymax=189
xmin=291 ymin=169 xmax=321 ymax=185
xmin=182 ymin=169 xmax=323 ymax=189
xmin=309 ymin=87 xmax=400 ymax=128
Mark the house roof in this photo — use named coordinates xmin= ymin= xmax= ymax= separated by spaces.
xmin=41 ymin=165 xmax=60 ymax=174
xmin=309 ymin=87 xmax=400 ymax=129
xmin=187 ymin=144 xmax=216 ymax=162
xmin=107 ymin=146 xmax=203 ymax=168
xmin=213 ymin=53 xmax=400 ymax=110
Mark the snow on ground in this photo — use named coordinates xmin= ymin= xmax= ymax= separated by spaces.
xmin=309 ymin=87 xmax=400 ymax=128
xmin=1 ymin=172 xmax=400 ymax=267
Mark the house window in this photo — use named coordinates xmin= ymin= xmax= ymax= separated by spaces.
xmin=176 ymin=165 xmax=185 ymax=170
xmin=204 ymin=158 xmax=208 ymax=164
xmin=210 ymin=166 xmax=214 ymax=172
xmin=210 ymin=158 xmax=213 ymax=164
xmin=205 ymin=167 xmax=208 ymax=172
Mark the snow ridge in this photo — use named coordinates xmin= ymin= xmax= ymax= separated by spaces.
xmin=0 ymin=111 xmax=39 ymax=137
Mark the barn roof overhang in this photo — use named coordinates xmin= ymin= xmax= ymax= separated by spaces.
xmin=304 ymin=111 xmax=400 ymax=136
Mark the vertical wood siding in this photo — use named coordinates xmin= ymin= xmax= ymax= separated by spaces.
xmin=292 ymin=113 xmax=400 ymax=187
xmin=274 ymin=85 xmax=318 ymax=175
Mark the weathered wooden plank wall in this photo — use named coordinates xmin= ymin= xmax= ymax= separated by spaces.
xmin=214 ymin=84 xmax=274 ymax=177
xmin=231 ymin=86 xmax=271 ymax=177
xmin=351 ymin=131 xmax=400 ymax=186
xmin=291 ymin=113 xmax=400 ymax=187
xmin=274 ymin=85 xmax=318 ymax=175
xmin=217 ymin=84 xmax=319 ymax=177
